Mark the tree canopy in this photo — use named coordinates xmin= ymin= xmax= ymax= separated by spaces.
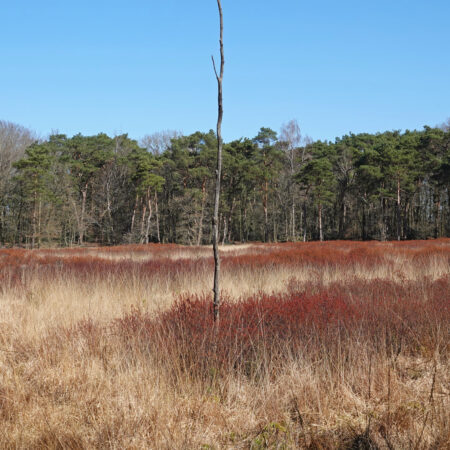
xmin=1 ymin=121 xmax=449 ymax=247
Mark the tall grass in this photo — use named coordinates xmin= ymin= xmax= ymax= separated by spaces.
xmin=0 ymin=241 xmax=449 ymax=448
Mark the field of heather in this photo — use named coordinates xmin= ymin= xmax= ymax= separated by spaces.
xmin=0 ymin=241 xmax=449 ymax=449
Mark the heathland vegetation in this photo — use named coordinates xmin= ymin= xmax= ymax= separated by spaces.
xmin=1 ymin=119 xmax=449 ymax=248
xmin=2 ymin=3 xmax=448 ymax=448
xmin=0 ymin=241 xmax=448 ymax=447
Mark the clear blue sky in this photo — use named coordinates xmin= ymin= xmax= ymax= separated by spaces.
xmin=2 ymin=0 xmax=449 ymax=143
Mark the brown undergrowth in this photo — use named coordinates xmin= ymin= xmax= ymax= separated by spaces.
xmin=0 ymin=241 xmax=449 ymax=448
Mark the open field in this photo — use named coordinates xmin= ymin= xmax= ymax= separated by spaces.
xmin=0 ymin=240 xmax=449 ymax=448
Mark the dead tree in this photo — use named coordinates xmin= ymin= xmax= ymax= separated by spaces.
xmin=212 ymin=0 xmax=224 ymax=322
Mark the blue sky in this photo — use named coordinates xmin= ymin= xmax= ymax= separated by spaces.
xmin=1 ymin=0 xmax=449 ymax=142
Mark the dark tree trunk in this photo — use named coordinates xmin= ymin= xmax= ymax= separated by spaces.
xmin=396 ymin=177 xmax=401 ymax=241
xmin=212 ymin=0 xmax=224 ymax=322
xmin=303 ymin=201 xmax=307 ymax=242
xmin=263 ymin=181 xmax=269 ymax=242
xmin=145 ymin=190 xmax=153 ymax=244
xmin=197 ymin=178 xmax=206 ymax=245
xmin=155 ymin=191 xmax=160 ymax=243
xmin=31 ymin=190 xmax=37 ymax=249
xmin=79 ymin=184 xmax=88 ymax=245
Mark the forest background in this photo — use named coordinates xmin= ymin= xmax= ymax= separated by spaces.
xmin=1 ymin=118 xmax=449 ymax=248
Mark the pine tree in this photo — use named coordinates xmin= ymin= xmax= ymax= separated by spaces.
xmin=14 ymin=143 xmax=53 ymax=248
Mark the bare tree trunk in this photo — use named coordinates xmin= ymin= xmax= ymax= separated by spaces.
xmin=263 ymin=181 xmax=268 ymax=242
xmin=298 ymin=209 xmax=302 ymax=241
xmin=343 ymin=203 xmax=347 ymax=233
xmin=31 ymin=190 xmax=37 ymax=249
xmin=291 ymin=197 xmax=295 ymax=241
xmin=145 ymin=191 xmax=153 ymax=244
xmin=273 ymin=213 xmax=277 ymax=242
xmin=243 ymin=205 xmax=248 ymax=242
xmin=380 ymin=197 xmax=387 ymax=241
xmin=285 ymin=212 xmax=288 ymax=240
xmin=239 ymin=205 xmax=243 ymax=242
xmin=435 ymin=198 xmax=441 ymax=238
xmin=318 ymin=202 xmax=323 ymax=242
xmin=227 ymin=196 xmax=235 ymax=243
xmin=272 ymin=197 xmax=277 ymax=242
xmin=396 ymin=177 xmax=401 ymax=241
xmin=280 ymin=119 xmax=301 ymax=241
xmin=338 ymin=192 xmax=345 ymax=238
xmin=131 ymin=194 xmax=138 ymax=236
xmin=79 ymin=185 xmax=88 ymax=245
xmin=221 ymin=214 xmax=227 ymax=245
xmin=212 ymin=0 xmax=224 ymax=323
xmin=38 ymin=198 xmax=42 ymax=248
xmin=362 ymin=193 xmax=367 ymax=240
xmin=405 ymin=200 xmax=411 ymax=239
xmin=105 ymin=178 xmax=113 ymax=243
xmin=433 ymin=191 xmax=440 ymax=238
xmin=154 ymin=191 xmax=160 ymax=243
xmin=140 ymin=198 xmax=147 ymax=244
xmin=197 ymin=178 xmax=206 ymax=245
xmin=290 ymin=150 xmax=296 ymax=241
xmin=303 ymin=201 xmax=307 ymax=242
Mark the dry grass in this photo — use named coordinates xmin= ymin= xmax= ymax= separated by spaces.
xmin=0 ymin=240 xmax=449 ymax=448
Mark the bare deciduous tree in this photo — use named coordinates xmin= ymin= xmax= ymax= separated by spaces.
xmin=212 ymin=0 xmax=224 ymax=322
xmin=0 ymin=120 xmax=36 ymax=176
xmin=140 ymin=130 xmax=182 ymax=156
xmin=438 ymin=117 xmax=450 ymax=132
xmin=0 ymin=121 xmax=36 ymax=244
xmin=280 ymin=119 xmax=301 ymax=241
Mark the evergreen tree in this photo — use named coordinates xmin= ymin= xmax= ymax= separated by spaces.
xmin=1 ymin=124 xmax=449 ymax=246
xmin=14 ymin=143 xmax=53 ymax=247
xmin=252 ymin=127 xmax=283 ymax=241
xmin=60 ymin=133 xmax=114 ymax=244
xmin=296 ymin=141 xmax=336 ymax=241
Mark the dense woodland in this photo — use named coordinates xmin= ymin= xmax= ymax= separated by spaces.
xmin=0 ymin=119 xmax=449 ymax=247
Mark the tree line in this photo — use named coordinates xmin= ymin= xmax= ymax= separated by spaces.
xmin=0 ymin=119 xmax=448 ymax=247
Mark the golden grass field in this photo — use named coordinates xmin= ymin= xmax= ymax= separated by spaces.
xmin=0 ymin=240 xmax=449 ymax=449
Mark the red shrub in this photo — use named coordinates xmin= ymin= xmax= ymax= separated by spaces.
xmin=113 ymin=275 xmax=449 ymax=379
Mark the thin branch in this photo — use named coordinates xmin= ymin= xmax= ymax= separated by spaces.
xmin=211 ymin=55 xmax=219 ymax=81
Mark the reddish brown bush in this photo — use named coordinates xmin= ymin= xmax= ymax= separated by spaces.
xmin=113 ymin=275 xmax=449 ymax=380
